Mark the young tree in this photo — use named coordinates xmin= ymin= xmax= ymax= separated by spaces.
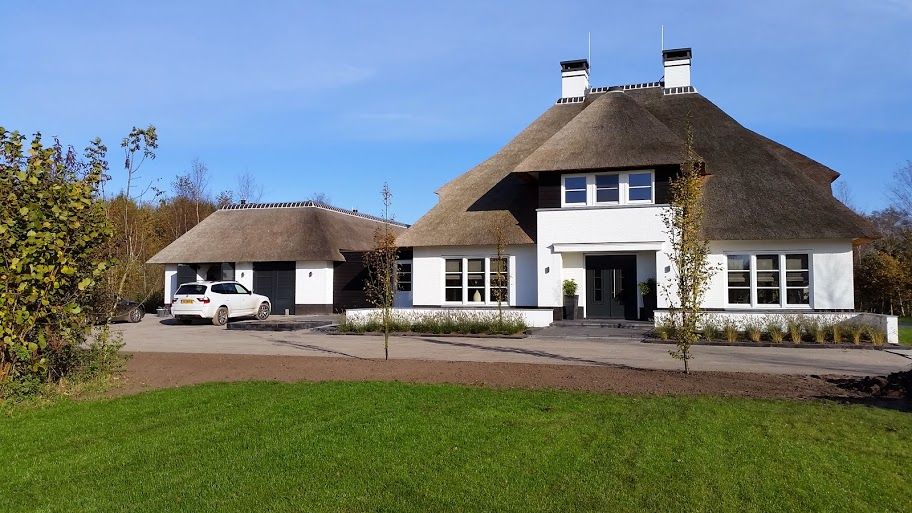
xmin=363 ymin=184 xmax=397 ymax=360
xmin=660 ymin=125 xmax=716 ymax=374
xmin=491 ymin=225 xmax=509 ymax=328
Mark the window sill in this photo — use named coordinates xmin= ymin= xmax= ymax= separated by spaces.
xmin=544 ymin=203 xmax=666 ymax=212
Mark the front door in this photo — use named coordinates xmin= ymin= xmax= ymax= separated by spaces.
xmin=585 ymin=255 xmax=636 ymax=319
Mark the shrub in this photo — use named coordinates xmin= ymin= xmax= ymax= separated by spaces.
xmin=846 ymin=323 xmax=864 ymax=345
xmin=562 ymin=279 xmax=578 ymax=297
xmin=803 ymin=318 xmax=827 ymax=344
xmin=785 ymin=315 xmax=803 ymax=344
xmin=654 ymin=317 xmax=676 ymax=341
xmin=340 ymin=311 xmax=527 ymax=336
xmin=701 ymin=319 xmax=720 ymax=341
xmin=830 ymin=323 xmax=844 ymax=344
xmin=722 ymin=319 xmax=739 ymax=343
xmin=866 ymin=326 xmax=887 ymax=346
xmin=744 ymin=321 xmax=762 ymax=343
xmin=765 ymin=317 xmax=784 ymax=344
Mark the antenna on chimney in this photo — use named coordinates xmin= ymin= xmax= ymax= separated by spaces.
xmin=587 ymin=31 xmax=591 ymax=68
xmin=661 ymin=25 xmax=665 ymax=51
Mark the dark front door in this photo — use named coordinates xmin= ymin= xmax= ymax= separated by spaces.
xmin=253 ymin=261 xmax=295 ymax=315
xmin=585 ymin=255 xmax=636 ymax=319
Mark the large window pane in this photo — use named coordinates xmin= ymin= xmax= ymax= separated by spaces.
xmin=786 ymin=289 xmax=809 ymax=305
xmin=396 ymin=263 xmax=412 ymax=292
xmin=564 ymin=176 xmax=587 ymax=205
xmin=445 ymin=259 xmax=462 ymax=273
xmin=756 ymin=254 xmax=779 ymax=271
xmin=727 ymin=255 xmax=750 ymax=270
xmin=785 ymin=254 xmax=808 ymax=271
xmin=490 ymin=257 xmax=508 ymax=303
xmin=756 ymin=271 xmax=780 ymax=288
xmin=627 ymin=172 xmax=652 ymax=202
xmin=596 ymin=189 xmax=619 ymax=203
xmin=728 ymin=271 xmax=749 ymax=287
xmin=445 ymin=288 xmax=463 ymax=302
xmin=728 ymin=289 xmax=750 ymax=304
xmin=594 ymin=175 xmax=619 ymax=204
xmin=757 ymin=289 xmax=780 ymax=304
xmin=786 ymin=271 xmax=809 ymax=287
xmin=628 ymin=173 xmax=652 ymax=187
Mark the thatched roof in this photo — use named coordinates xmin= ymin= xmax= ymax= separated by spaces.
xmin=398 ymin=85 xmax=875 ymax=246
xmin=147 ymin=202 xmax=407 ymax=264
xmin=513 ymin=91 xmax=689 ymax=173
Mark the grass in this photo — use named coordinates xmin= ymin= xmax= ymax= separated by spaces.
xmin=1 ymin=382 xmax=910 ymax=512
xmin=900 ymin=317 xmax=912 ymax=346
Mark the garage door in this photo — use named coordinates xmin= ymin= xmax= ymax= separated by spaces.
xmin=253 ymin=262 xmax=295 ymax=315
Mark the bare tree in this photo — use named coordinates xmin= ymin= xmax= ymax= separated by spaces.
xmin=834 ymin=180 xmax=857 ymax=213
xmin=890 ymin=161 xmax=912 ymax=216
xmin=307 ymin=192 xmax=331 ymax=205
xmin=188 ymin=158 xmax=210 ymax=223
xmin=236 ymin=170 xmax=263 ymax=203
xmin=215 ymin=190 xmax=234 ymax=208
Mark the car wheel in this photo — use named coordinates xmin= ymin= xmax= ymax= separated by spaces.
xmin=256 ymin=302 xmax=270 ymax=321
xmin=212 ymin=306 xmax=229 ymax=326
xmin=128 ymin=308 xmax=143 ymax=323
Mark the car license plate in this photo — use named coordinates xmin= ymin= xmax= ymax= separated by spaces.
xmin=180 ymin=299 xmax=194 ymax=304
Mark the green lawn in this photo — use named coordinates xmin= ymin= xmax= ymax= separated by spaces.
xmin=900 ymin=317 xmax=912 ymax=346
xmin=1 ymin=382 xmax=910 ymax=512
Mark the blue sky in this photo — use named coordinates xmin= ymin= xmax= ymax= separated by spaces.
xmin=2 ymin=0 xmax=910 ymax=223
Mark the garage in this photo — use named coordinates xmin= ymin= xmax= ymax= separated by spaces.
xmin=253 ymin=261 xmax=296 ymax=315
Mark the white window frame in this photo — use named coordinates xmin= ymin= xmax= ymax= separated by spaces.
xmin=442 ymin=256 xmax=511 ymax=306
xmin=395 ymin=260 xmax=412 ymax=292
xmin=561 ymin=170 xmax=655 ymax=207
xmin=723 ymin=252 xmax=813 ymax=309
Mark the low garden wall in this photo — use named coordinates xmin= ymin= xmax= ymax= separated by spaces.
xmin=345 ymin=307 xmax=555 ymax=329
xmin=653 ymin=310 xmax=899 ymax=345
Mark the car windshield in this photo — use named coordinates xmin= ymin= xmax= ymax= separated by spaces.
xmin=176 ymin=284 xmax=208 ymax=295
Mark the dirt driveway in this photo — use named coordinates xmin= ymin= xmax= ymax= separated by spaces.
xmin=115 ymin=317 xmax=912 ymax=377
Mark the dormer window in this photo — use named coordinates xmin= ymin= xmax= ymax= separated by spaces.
xmin=561 ymin=170 xmax=655 ymax=207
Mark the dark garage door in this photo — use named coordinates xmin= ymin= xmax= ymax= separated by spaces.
xmin=253 ymin=262 xmax=295 ymax=315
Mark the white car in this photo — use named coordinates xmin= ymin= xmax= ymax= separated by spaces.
xmin=171 ymin=281 xmax=271 ymax=326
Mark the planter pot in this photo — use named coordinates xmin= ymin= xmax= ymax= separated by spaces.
xmin=563 ymin=295 xmax=579 ymax=320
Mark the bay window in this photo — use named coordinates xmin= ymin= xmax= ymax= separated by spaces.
xmin=443 ymin=256 xmax=510 ymax=304
xmin=725 ymin=253 xmax=811 ymax=307
xmin=561 ymin=170 xmax=655 ymax=207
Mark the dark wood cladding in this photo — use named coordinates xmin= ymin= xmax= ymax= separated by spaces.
xmin=333 ymin=251 xmax=371 ymax=312
xmin=537 ymin=166 xmax=679 ymax=208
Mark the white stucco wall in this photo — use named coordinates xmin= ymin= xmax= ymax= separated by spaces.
xmin=412 ymin=245 xmax=537 ymax=307
xmin=163 ymin=264 xmax=178 ymax=304
xmin=537 ymin=205 xmax=667 ymax=312
xmin=695 ymin=239 xmax=855 ymax=311
xmin=235 ymin=262 xmax=254 ymax=290
xmin=295 ymin=261 xmax=334 ymax=305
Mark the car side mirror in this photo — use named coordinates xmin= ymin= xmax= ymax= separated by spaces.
xmin=247 ymin=291 xmax=252 ymax=295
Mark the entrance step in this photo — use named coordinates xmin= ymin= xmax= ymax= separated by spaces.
xmin=553 ymin=320 xmax=654 ymax=329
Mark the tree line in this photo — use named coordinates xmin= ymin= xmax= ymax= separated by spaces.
xmin=853 ymin=162 xmax=912 ymax=317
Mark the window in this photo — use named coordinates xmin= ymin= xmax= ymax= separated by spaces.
xmin=595 ymin=174 xmax=619 ymax=203
xmin=176 ymin=284 xmax=207 ymax=296
xmin=396 ymin=262 xmax=412 ymax=292
xmin=467 ymin=259 xmax=485 ymax=302
xmin=564 ymin=176 xmax=587 ymax=204
xmin=490 ymin=258 xmax=508 ymax=303
xmin=445 ymin=259 xmax=463 ymax=302
xmin=755 ymin=255 xmax=780 ymax=305
xmin=210 ymin=283 xmax=235 ymax=294
xmin=561 ymin=171 xmax=655 ymax=207
xmin=785 ymin=255 xmax=809 ymax=305
xmin=725 ymin=253 xmax=811 ymax=307
xmin=233 ymin=283 xmax=250 ymax=295
xmin=726 ymin=255 xmax=751 ymax=305
xmin=628 ymin=172 xmax=653 ymax=202
xmin=443 ymin=256 xmax=510 ymax=304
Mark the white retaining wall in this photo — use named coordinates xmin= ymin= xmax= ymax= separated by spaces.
xmin=654 ymin=310 xmax=900 ymax=344
xmin=345 ymin=307 xmax=555 ymax=328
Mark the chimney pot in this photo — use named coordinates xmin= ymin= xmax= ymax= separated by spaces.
xmin=662 ymin=48 xmax=692 ymax=89
xmin=240 ymin=199 xmax=247 ymax=205
xmin=559 ymin=59 xmax=589 ymax=99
